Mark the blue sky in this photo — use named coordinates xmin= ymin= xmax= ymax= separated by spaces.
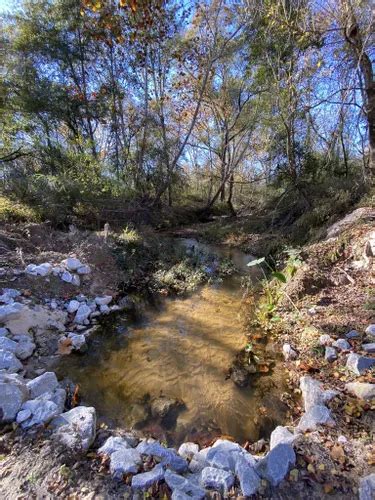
xmin=0 ymin=0 xmax=15 ymax=13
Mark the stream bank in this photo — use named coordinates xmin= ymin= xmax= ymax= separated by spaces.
xmin=0 ymin=212 xmax=374 ymax=499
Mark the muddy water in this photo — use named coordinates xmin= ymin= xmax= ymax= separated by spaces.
xmin=58 ymin=240 xmax=286 ymax=445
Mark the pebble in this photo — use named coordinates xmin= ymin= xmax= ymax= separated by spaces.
xmin=332 ymin=338 xmax=351 ymax=351
xmin=282 ymin=343 xmax=298 ymax=361
xmin=365 ymin=325 xmax=375 ymax=337
xmin=346 ymin=382 xmax=375 ymax=400
xmin=325 ymin=346 xmax=337 ymax=362
xmin=131 ymin=464 xmax=165 ymax=490
xmin=346 ymin=330 xmax=360 ymax=339
xmin=362 ymin=343 xmax=375 ymax=353
xmin=255 ymin=443 xmax=295 ymax=487
xmin=319 ymin=334 xmax=332 ymax=346
xmin=297 ymin=405 xmax=335 ymax=432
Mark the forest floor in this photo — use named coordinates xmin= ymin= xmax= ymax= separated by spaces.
xmin=0 ymin=207 xmax=374 ymax=498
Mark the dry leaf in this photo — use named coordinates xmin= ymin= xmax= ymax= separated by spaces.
xmin=330 ymin=444 xmax=345 ymax=464
xmin=58 ymin=337 xmax=73 ymax=355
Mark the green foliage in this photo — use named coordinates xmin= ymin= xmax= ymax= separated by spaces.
xmin=0 ymin=196 xmax=40 ymax=223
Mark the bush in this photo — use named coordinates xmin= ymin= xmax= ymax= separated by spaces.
xmin=0 ymin=195 xmax=40 ymax=223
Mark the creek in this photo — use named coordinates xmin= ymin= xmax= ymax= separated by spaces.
xmin=58 ymin=239 xmax=287 ymax=446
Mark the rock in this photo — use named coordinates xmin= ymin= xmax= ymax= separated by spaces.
xmin=206 ymin=440 xmax=256 ymax=473
xmin=63 ymin=258 xmax=82 ymax=271
xmin=0 ymin=327 xmax=9 ymax=337
xmin=0 ymin=379 xmax=28 ymax=421
xmin=151 ymin=397 xmax=183 ymax=419
xmin=231 ymin=365 xmax=251 ymax=387
xmin=14 ymin=336 xmax=36 ymax=360
xmin=74 ymin=304 xmax=92 ymax=324
xmin=332 ymin=338 xmax=351 ymax=351
xmin=27 ymin=371 xmax=59 ymax=398
xmin=171 ymin=491 xmax=191 ymax=500
xmin=337 ymin=435 xmax=347 ymax=444
xmin=99 ymin=304 xmax=110 ymax=314
xmin=68 ymin=333 xmax=87 ymax=353
xmin=136 ymin=440 xmax=188 ymax=473
xmin=235 ymin=453 xmax=261 ymax=496
xmin=297 ymin=405 xmax=335 ymax=432
xmin=365 ymin=325 xmax=375 ymax=337
xmin=346 ymin=330 xmax=360 ymax=339
xmin=164 ymin=469 xmax=205 ymax=498
xmin=282 ymin=343 xmax=298 ymax=361
xmin=325 ymin=346 xmax=337 ymax=362
xmin=0 ymin=336 xmax=18 ymax=353
xmin=61 ymin=271 xmax=73 ymax=283
xmin=270 ymin=426 xmax=295 ymax=450
xmin=19 ymin=399 xmax=59 ymax=428
xmin=132 ymin=464 xmax=165 ymax=490
xmin=77 ymin=265 xmax=91 ymax=275
xmin=0 ymin=302 xmax=24 ymax=323
xmin=346 ymin=353 xmax=375 ymax=375
xmin=200 ymin=466 xmax=234 ymax=492
xmin=0 ymin=350 xmax=23 ymax=372
xmin=95 ymin=295 xmax=112 ymax=306
xmin=300 ymin=376 xmax=337 ymax=411
xmin=359 ymin=473 xmax=375 ymax=500
xmin=189 ymin=447 xmax=210 ymax=473
xmin=67 ymin=300 xmax=80 ymax=313
xmin=2 ymin=288 xmax=21 ymax=299
xmin=110 ymin=448 xmax=142 ymax=477
xmin=98 ymin=436 xmax=131 ymax=456
xmin=26 ymin=263 xmax=52 ymax=276
xmin=50 ymin=406 xmax=96 ymax=452
xmin=71 ymin=275 xmax=80 ymax=286
xmin=255 ymin=443 xmax=295 ymax=486
xmin=362 ymin=343 xmax=375 ymax=353
xmin=319 ymin=334 xmax=332 ymax=346
xmin=346 ymin=382 xmax=375 ymax=400
xmin=16 ymin=408 xmax=31 ymax=423
xmin=178 ymin=442 xmax=199 ymax=460
xmin=52 ymin=266 xmax=63 ymax=276
xmin=0 ymin=293 xmax=14 ymax=304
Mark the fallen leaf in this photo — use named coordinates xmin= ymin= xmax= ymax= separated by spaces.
xmin=330 ymin=444 xmax=345 ymax=464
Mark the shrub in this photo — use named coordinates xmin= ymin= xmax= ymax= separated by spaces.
xmin=0 ymin=195 xmax=40 ymax=223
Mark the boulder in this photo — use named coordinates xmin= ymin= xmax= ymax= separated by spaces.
xmin=50 ymin=406 xmax=96 ymax=452
xmin=255 ymin=443 xmax=295 ymax=486
xmin=346 ymin=353 xmax=375 ymax=375
xmin=110 ymin=448 xmax=142 ymax=477
xmin=0 ymin=379 xmax=28 ymax=421
xmin=27 ymin=371 xmax=59 ymax=398
xmin=0 ymin=303 xmax=24 ymax=323
xmin=66 ymin=300 xmax=80 ymax=313
xmin=325 ymin=346 xmax=337 ymax=362
xmin=95 ymin=296 xmax=112 ymax=306
xmin=136 ymin=439 xmax=188 ymax=473
xmin=332 ymin=338 xmax=351 ymax=351
xmin=63 ymin=258 xmax=82 ymax=271
xmin=164 ymin=469 xmax=205 ymax=498
xmin=77 ymin=265 xmax=91 ymax=275
xmin=282 ymin=343 xmax=298 ymax=361
xmin=0 ymin=350 xmax=23 ymax=372
xmin=0 ymin=327 xmax=9 ymax=337
xmin=362 ymin=343 xmax=375 ymax=353
xmin=98 ymin=436 xmax=131 ymax=456
xmin=0 ymin=336 xmax=18 ymax=353
xmin=270 ymin=426 xmax=295 ymax=450
xmin=300 ymin=376 xmax=337 ymax=411
xmin=297 ymin=405 xmax=335 ymax=432
xmin=15 ymin=337 xmax=36 ymax=360
xmin=359 ymin=473 xmax=375 ymax=500
xmin=74 ymin=304 xmax=91 ymax=324
xmin=206 ymin=440 xmax=256 ymax=473
xmin=178 ymin=442 xmax=199 ymax=460
xmin=171 ymin=491 xmax=191 ymax=500
xmin=200 ymin=466 xmax=234 ymax=492
xmin=346 ymin=382 xmax=375 ymax=400
xmin=132 ymin=464 xmax=165 ymax=490
xmin=19 ymin=398 xmax=59 ymax=428
xmin=235 ymin=453 xmax=261 ymax=496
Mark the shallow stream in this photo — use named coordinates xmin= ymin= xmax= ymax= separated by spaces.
xmin=58 ymin=239 xmax=286 ymax=445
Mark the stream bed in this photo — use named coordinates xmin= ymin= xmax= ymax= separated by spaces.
xmin=57 ymin=239 xmax=287 ymax=446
